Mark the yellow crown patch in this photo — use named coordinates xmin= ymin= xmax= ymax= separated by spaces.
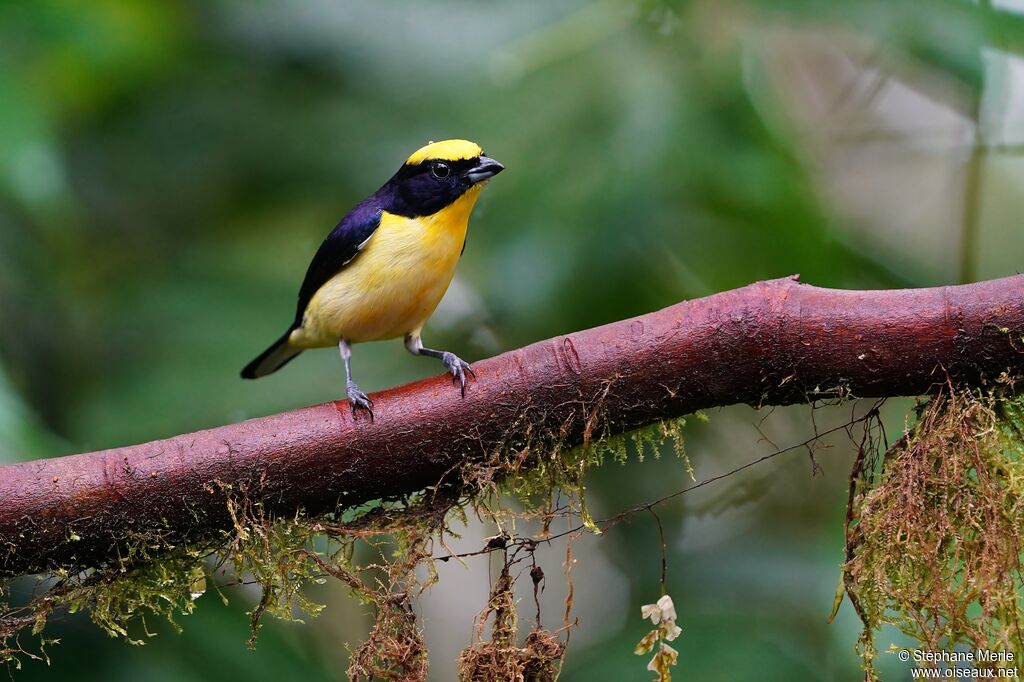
xmin=405 ymin=139 xmax=483 ymax=165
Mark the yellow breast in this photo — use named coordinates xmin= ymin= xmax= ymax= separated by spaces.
xmin=291 ymin=185 xmax=482 ymax=347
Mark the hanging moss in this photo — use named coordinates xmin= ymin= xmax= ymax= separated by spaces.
xmin=840 ymin=377 xmax=1024 ymax=678
xmin=456 ymin=567 xmax=565 ymax=682
xmin=1 ymin=404 xmax=695 ymax=678
xmin=13 ymin=375 xmax=1024 ymax=681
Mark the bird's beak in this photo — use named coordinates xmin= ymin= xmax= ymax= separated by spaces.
xmin=466 ymin=156 xmax=505 ymax=184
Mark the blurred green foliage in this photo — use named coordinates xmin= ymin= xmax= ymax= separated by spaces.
xmin=2 ymin=0 xmax=1023 ymax=679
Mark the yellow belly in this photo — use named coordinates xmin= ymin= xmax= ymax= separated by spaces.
xmin=290 ymin=186 xmax=481 ymax=347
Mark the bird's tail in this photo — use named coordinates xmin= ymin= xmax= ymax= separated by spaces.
xmin=241 ymin=329 xmax=303 ymax=379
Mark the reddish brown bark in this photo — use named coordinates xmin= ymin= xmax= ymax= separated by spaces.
xmin=2 ymin=275 xmax=1023 ymax=577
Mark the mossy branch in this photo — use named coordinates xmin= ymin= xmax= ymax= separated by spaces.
xmin=3 ymin=274 xmax=1024 ymax=578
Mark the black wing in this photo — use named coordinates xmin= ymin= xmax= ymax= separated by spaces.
xmin=292 ymin=200 xmax=383 ymax=326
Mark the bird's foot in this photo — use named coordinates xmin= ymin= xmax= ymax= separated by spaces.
xmin=441 ymin=352 xmax=475 ymax=397
xmin=347 ymin=381 xmax=374 ymax=420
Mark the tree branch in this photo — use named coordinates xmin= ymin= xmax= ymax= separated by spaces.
xmin=3 ymin=274 xmax=1023 ymax=577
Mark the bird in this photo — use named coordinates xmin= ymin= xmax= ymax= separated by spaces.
xmin=241 ymin=139 xmax=504 ymax=418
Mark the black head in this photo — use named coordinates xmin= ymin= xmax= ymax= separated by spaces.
xmin=379 ymin=139 xmax=504 ymax=218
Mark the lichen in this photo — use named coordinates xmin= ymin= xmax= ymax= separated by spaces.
xmin=839 ymin=376 xmax=1024 ymax=678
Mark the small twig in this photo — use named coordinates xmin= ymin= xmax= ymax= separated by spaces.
xmin=433 ymin=402 xmax=889 ymax=564
xmin=649 ymin=508 xmax=667 ymax=596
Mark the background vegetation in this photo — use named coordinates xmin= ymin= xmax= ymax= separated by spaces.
xmin=2 ymin=0 xmax=1023 ymax=678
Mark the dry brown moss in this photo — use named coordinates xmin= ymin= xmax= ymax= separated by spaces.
xmin=347 ymin=594 xmax=428 ymax=682
xmin=841 ymin=378 xmax=1024 ymax=677
xmin=457 ymin=567 xmax=565 ymax=682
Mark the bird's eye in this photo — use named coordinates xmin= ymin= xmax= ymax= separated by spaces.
xmin=431 ymin=162 xmax=451 ymax=179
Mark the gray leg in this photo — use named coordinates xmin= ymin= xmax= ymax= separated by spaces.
xmin=339 ymin=339 xmax=373 ymax=418
xmin=404 ymin=334 xmax=475 ymax=397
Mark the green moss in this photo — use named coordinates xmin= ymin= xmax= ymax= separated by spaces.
xmin=498 ymin=413 xmax=693 ymax=534
xmin=221 ymin=485 xmax=336 ymax=646
xmin=10 ymin=375 xmax=1024 ymax=680
xmin=2 ymin=531 xmax=211 ymax=668
xmin=62 ymin=548 xmax=207 ymax=644
xmin=3 ymin=411 xmax=697 ymax=677
xmin=840 ymin=379 xmax=1024 ymax=678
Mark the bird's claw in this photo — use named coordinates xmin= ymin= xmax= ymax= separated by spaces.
xmin=347 ymin=381 xmax=374 ymax=420
xmin=441 ymin=352 xmax=474 ymax=397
